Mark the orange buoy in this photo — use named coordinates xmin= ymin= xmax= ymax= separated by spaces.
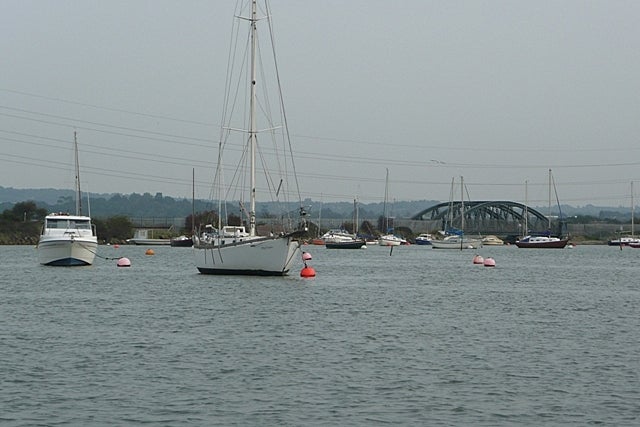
xmin=117 ymin=257 xmax=131 ymax=267
xmin=483 ymin=257 xmax=496 ymax=267
xmin=473 ymin=254 xmax=484 ymax=264
xmin=300 ymin=266 xmax=316 ymax=277
xmin=145 ymin=248 xmax=155 ymax=256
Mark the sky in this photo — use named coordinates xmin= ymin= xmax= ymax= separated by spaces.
xmin=2 ymin=0 xmax=640 ymax=209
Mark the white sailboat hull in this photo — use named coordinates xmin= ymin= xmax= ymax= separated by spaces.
xmin=431 ymin=237 xmax=482 ymax=249
xmin=194 ymin=235 xmax=301 ymax=276
xmin=38 ymin=236 xmax=97 ymax=266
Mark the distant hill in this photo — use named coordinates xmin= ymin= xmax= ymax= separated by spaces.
xmin=0 ymin=186 xmax=635 ymax=220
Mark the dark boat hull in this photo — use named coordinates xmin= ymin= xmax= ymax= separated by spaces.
xmin=515 ymin=238 xmax=569 ymax=248
xmin=325 ymin=240 xmax=366 ymax=249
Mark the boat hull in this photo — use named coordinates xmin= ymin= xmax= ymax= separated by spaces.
xmin=515 ymin=238 xmax=569 ymax=248
xmin=38 ymin=238 xmax=97 ymax=266
xmin=431 ymin=238 xmax=482 ymax=249
xmin=170 ymin=236 xmax=193 ymax=247
xmin=325 ymin=239 xmax=366 ymax=249
xmin=194 ymin=235 xmax=301 ymax=276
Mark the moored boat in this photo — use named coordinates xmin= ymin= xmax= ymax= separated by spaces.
xmin=37 ymin=132 xmax=97 ymax=266
xmin=170 ymin=235 xmax=193 ymax=247
xmin=193 ymin=0 xmax=308 ymax=276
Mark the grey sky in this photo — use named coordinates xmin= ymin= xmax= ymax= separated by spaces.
xmin=2 ymin=0 xmax=640 ymax=208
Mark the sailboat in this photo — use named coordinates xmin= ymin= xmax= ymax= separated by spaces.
xmin=378 ymin=169 xmax=407 ymax=246
xmin=608 ymin=181 xmax=640 ymax=247
xmin=515 ymin=169 xmax=569 ymax=248
xmin=431 ymin=176 xmax=482 ymax=249
xmin=37 ymin=132 xmax=98 ymax=266
xmin=193 ymin=0 xmax=308 ymax=275
xmin=325 ymin=198 xmax=366 ymax=249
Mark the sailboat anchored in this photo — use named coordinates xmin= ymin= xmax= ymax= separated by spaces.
xmin=193 ymin=0 xmax=308 ymax=275
xmin=37 ymin=132 xmax=98 ymax=266
xmin=515 ymin=169 xmax=569 ymax=248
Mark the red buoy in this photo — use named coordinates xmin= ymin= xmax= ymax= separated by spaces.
xmin=473 ymin=254 xmax=484 ymax=264
xmin=300 ymin=266 xmax=316 ymax=277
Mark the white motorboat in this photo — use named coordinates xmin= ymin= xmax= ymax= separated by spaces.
xmin=37 ymin=132 xmax=97 ymax=266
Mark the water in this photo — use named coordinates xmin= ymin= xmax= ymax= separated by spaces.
xmin=2 ymin=244 xmax=639 ymax=426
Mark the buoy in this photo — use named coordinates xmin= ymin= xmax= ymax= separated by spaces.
xmin=483 ymin=257 xmax=496 ymax=267
xmin=113 ymin=244 xmax=120 ymax=249
xmin=300 ymin=266 xmax=316 ymax=277
xmin=473 ymin=254 xmax=484 ymax=264
xmin=145 ymin=248 xmax=155 ymax=256
xmin=302 ymin=251 xmax=312 ymax=261
xmin=117 ymin=257 xmax=131 ymax=267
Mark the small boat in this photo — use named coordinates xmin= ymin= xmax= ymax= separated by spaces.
xmin=321 ymin=229 xmax=356 ymax=244
xmin=607 ymin=236 xmax=640 ymax=246
xmin=609 ymin=182 xmax=638 ymax=247
xmin=482 ymin=235 xmax=504 ymax=246
xmin=378 ymin=234 xmax=407 ymax=246
xmin=378 ymin=169 xmax=406 ymax=246
xmin=515 ymin=234 xmax=569 ymax=248
xmin=431 ymin=234 xmax=482 ymax=250
xmin=516 ymin=170 xmax=568 ymax=249
xmin=431 ymin=177 xmax=481 ymax=250
xmin=37 ymin=132 xmax=97 ymax=266
xmin=127 ymin=229 xmax=171 ymax=245
xmin=170 ymin=235 xmax=193 ymax=247
xmin=415 ymin=233 xmax=434 ymax=245
xmin=325 ymin=239 xmax=366 ymax=249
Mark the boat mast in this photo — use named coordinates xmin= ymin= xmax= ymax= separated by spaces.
xmin=248 ymin=0 xmax=258 ymax=237
xmin=383 ymin=168 xmax=389 ymax=232
xmin=74 ymin=131 xmax=82 ymax=216
xmin=632 ymin=181 xmax=635 ymax=237
xmin=524 ymin=180 xmax=528 ymax=236
xmin=460 ymin=176 xmax=464 ymax=232
xmin=548 ymin=168 xmax=552 ymax=230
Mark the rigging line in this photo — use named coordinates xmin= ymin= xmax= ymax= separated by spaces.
xmin=0 ymin=112 xmax=213 ymax=148
xmin=0 ymin=106 xmax=212 ymax=143
xmin=0 ymin=88 xmax=215 ymax=127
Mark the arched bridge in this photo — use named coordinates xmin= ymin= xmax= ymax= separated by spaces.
xmin=409 ymin=201 xmax=565 ymax=237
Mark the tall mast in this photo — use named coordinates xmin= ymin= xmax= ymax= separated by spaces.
xmin=74 ymin=131 xmax=82 ymax=216
xmin=632 ymin=181 xmax=635 ymax=237
xmin=524 ymin=180 xmax=528 ymax=236
xmin=248 ymin=0 xmax=258 ymax=236
xmin=460 ymin=176 xmax=464 ymax=232
xmin=548 ymin=168 xmax=552 ymax=230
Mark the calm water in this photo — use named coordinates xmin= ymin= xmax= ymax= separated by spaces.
xmin=1 ymin=243 xmax=639 ymax=426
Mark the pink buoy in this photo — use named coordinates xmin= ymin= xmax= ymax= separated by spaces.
xmin=302 ymin=251 xmax=312 ymax=261
xmin=300 ymin=266 xmax=316 ymax=277
xmin=113 ymin=244 xmax=120 ymax=249
xmin=483 ymin=257 xmax=496 ymax=267
xmin=117 ymin=257 xmax=131 ymax=267
xmin=473 ymin=254 xmax=484 ymax=264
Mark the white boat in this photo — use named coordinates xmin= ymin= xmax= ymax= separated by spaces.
xmin=37 ymin=132 xmax=98 ymax=266
xmin=378 ymin=169 xmax=406 ymax=246
xmin=378 ymin=234 xmax=407 ymax=246
xmin=127 ymin=229 xmax=171 ymax=245
xmin=321 ymin=229 xmax=356 ymax=244
xmin=194 ymin=0 xmax=307 ymax=276
xmin=431 ymin=235 xmax=482 ymax=250
xmin=432 ymin=176 xmax=481 ymax=250
xmin=608 ymin=182 xmax=638 ymax=246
